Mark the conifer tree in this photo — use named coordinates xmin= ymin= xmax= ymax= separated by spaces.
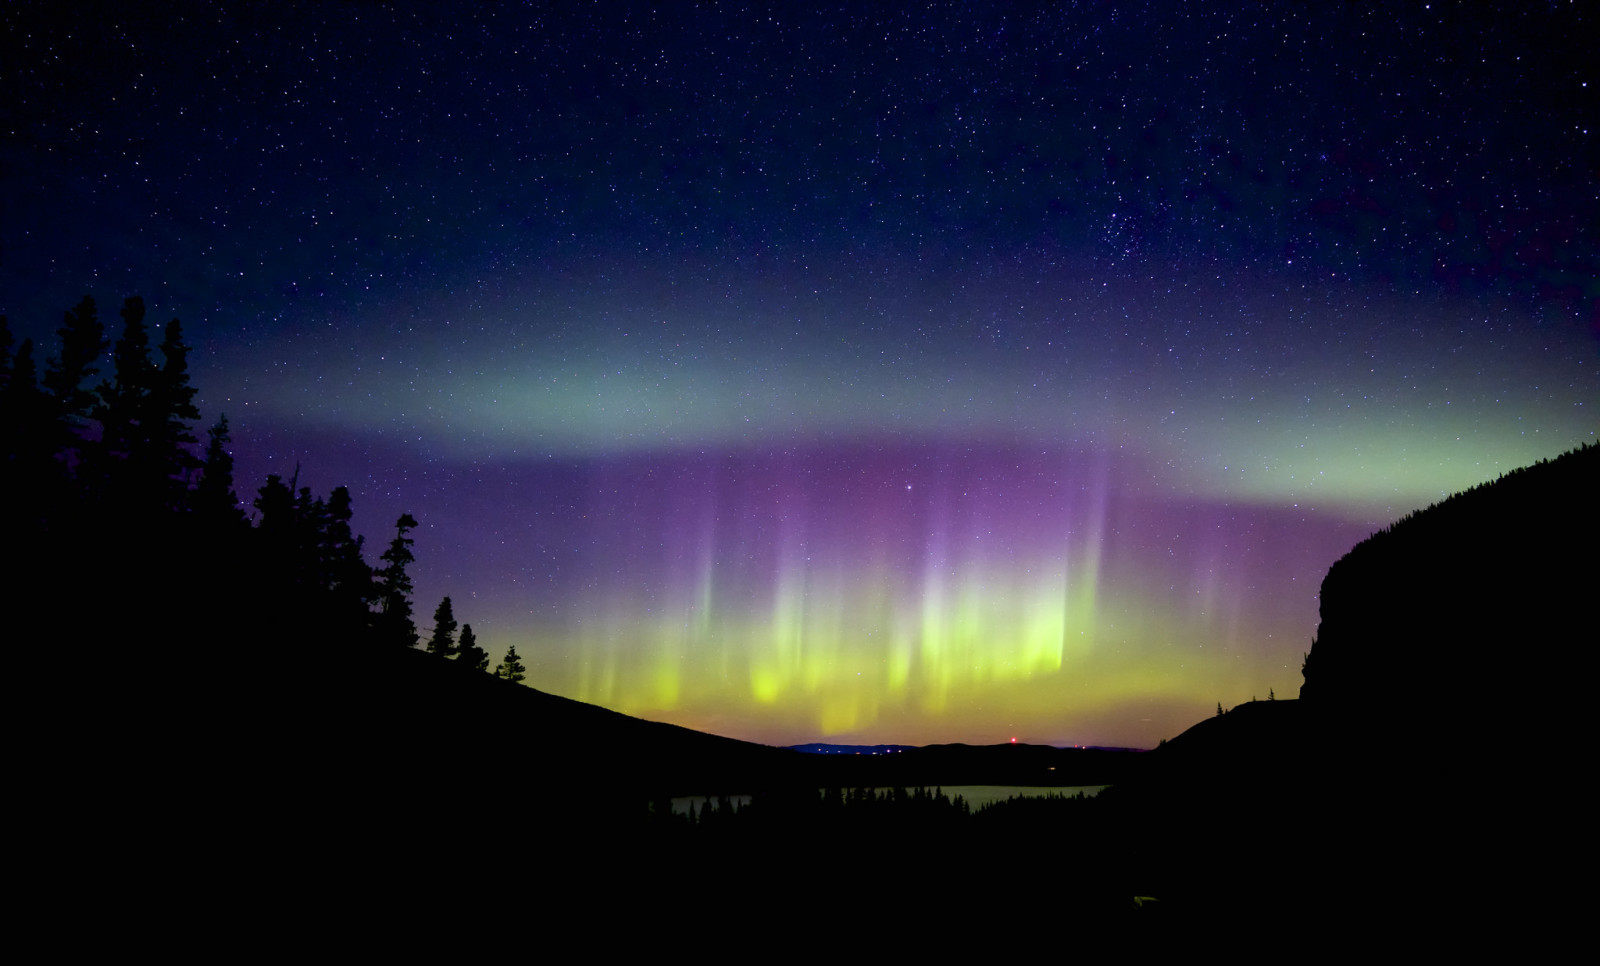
xmin=318 ymin=486 xmax=373 ymax=633
xmin=495 ymin=644 xmax=526 ymax=684
xmin=253 ymin=474 xmax=295 ymax=537
xmin=93 ymin=296 xmax=158 ymax=474
xmin=195 ymin=415 xmax=245 ymax=528
xmin=43 ymin=296 xmax=107 ymax=462
xmin=76 ymin=299 xmax=203 ymax=511
xmin=253 ymin=473 xmax=314 ymax=604
xmin=456 ymin=624 xmax=488 ymax=672
xmin=376 ymin=513 xmax=420 ymax=647
xmin=44 ymin=296 xmax=106 ymax=424
xmin=151 ymin=317 xmax=201 ymax=496
xmin=426 ymin=596 xmax=458 ymax=658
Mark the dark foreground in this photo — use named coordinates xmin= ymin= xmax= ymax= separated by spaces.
xmin=28 ymin=634 xmax=1569 ymax=953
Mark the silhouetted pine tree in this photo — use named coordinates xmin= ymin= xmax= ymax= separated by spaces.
xmin=43 ymin=296 xmax=106 ymax=445
xmin=252 ymin=472 xmax=293 ymax=538
xmin=456 ymin=623 xmax=488 ymax=672
xmin=253 ymin=473 xmax=312 ymax=607
xmin=84 ymin=298 xmax=202 ymax=514
xmin=41 ymin=296 xmax=107 ymax=503
xmin=89 ymin=297 xmax=158 ymax=498
xmin=16 ymin=292 xmax=517 ymax=740
xmin=194 ymin=415 xmax=246 ymax=529
xmin=426 ymin=596 xmax=458 ymax=658
xmin=376 ymin=513 xmax=420 ymax=647
xmin=495 ymin=644 xmax=526 ymax=683
xmin=317 ymin=486 xmax=374 ymax=639
xmin=243 ymin=470 xmax=386 ymax=649
xmin=150 ymin=317 xmax=201 ymax=505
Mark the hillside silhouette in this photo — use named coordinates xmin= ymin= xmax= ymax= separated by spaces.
xmin=215 ymin=442 xmax=1597 ymax=941
xmin=10 ymin=297 xmax=1591 ymax=945
xmin=1303 ymin=442 xmax=1597 ymax=735
xmin=1104 ymin=441 xmax=1598 ymax=938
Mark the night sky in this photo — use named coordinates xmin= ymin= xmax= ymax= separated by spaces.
xmin=5 ymin=2 xmax=1594 ymax=748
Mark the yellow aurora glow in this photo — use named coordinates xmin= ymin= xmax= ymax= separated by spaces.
xmin=542 ymin=494 xmax=1283 ymax=748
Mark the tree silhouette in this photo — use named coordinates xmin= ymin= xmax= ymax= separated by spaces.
xmin=150 ymin=317 xmax=201 ymax=502
xmin=457 ymin=623 xmax=488 ymax=672
xmin=12 ymin=292 xmax=524 ymax=753
xmin=317 ymin=486 xmax=374 ymax=638
xmin=376 ymin=513 xmax=420 ymax=647
xmin=82 ymin=298 xmax=202 ymax=512
xmin=496 ymin=644 xmax=526 ymax=684
xmin=426 ymin=596 xmax=458 ymax=658
xmin=90 ymin=297 xmax=157 ymax=491
xmin=195 ymin=415 xmax=245 ymax=528
xmin=253 ymin=473 xmax=319 ymax=611
xmin=43 ymin=296 xmax=106 ymax=445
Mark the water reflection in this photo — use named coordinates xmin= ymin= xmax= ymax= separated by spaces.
xmin=669 ymin=784 xmax=1105 ymax=816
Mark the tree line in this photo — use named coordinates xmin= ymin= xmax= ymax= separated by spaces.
xmin=1 ymin=295 xmax=527 ymax=682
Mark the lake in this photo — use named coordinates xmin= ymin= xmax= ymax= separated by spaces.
xmin=670 ymin=784 xmax=1106 ymax=816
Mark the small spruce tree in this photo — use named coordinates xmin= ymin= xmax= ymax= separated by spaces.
xmin=496 ymin=644 xmax=526 ymax=684
xmin=456 ymin=624 xmax=488 ymax=672
xmin=426 ymin=596 xmax=458 ymax=658
xmin=195 ymin=415 xmax=245 ymax=527
xmin=90 ymin=296 xmax=159 ymax=494
xmin=376 ymin=513 xmax=420 ymax=647
xmin=44 ymin=296 xmax=107 ymax=448
xmin=151 ymin=317 xmax=202 ymax=500
xmin=318 ymin=485 xmax=374 ymax=633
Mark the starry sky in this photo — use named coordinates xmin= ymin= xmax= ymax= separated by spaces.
xmin=5 ymin=2 xmax=1595 ymax=748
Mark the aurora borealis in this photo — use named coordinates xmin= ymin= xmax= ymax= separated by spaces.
xmin=5 ymin=2 xmax=1594 ymax=748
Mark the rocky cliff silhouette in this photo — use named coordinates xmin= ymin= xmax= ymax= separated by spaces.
xmin=1303 ymin=441 xmax=1596 ymax=730
xmin=1112 ymin=441 xmax=1597 ymax=940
